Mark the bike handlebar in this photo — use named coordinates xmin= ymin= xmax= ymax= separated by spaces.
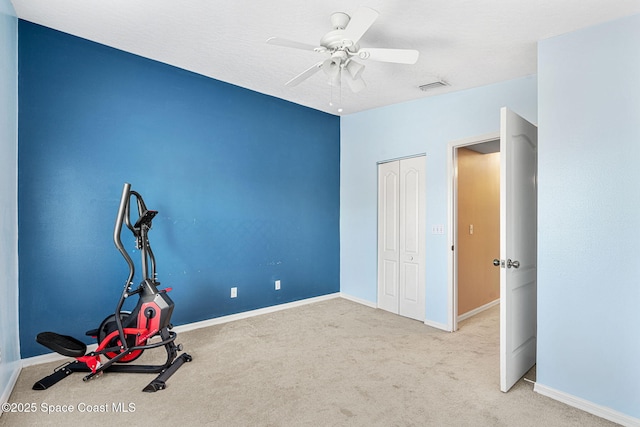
xmin=114 ymin=183 xmax=136 ymax=291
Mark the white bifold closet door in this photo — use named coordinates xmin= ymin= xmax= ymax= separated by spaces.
xmin=377 ymin=156 xmax=426 ymax=321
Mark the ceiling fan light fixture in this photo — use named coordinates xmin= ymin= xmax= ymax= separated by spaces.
xmin=323 ymin=58 xmax=340 ymax=77
xmin=322 ymin=59 xmax=341 ymax=86
xmin=345 ymin=60 xmax=364 ymax=79
xmin=331 ymin=70 xmax=342 ymax=87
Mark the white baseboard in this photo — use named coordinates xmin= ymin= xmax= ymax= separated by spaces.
xmin=172 ymin=293 xmax=341 ymax=334
xmin=0 ymin=361 xmax=21 ymax=408
xmin=22 ymin=343 xmax=99 ymax=368
xmin=339 ymin=292 xmax=377 ymax=309
xmin=458 ymin=298 xmax=500 ymax=322
xmin=339 ymin=293 xmax=451 ymax=332
xmin=534 ymin=383 xmax=640 ymax=427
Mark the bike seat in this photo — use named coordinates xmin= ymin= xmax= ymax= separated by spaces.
xmin=36 ymin=332 xmax=87 ymax=358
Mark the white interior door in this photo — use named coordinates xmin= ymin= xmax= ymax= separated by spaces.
xmin=398 ymin=156 xmax=426 ymax=321
xmin=377 ymin=156 xmax=426 ymax=321
xmin=499 ymin=107 xmax=538 ymax=392
xmin=378 ymin=161 xmax=400 ymax=313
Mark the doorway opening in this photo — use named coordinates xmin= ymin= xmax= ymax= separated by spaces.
xmin=456 ymin=142 xmax=501 ymax=323
xmin=447 ymin=108 xmax=538 ymax=392
xmin=448 ymin=133 xmax=500 ymax=332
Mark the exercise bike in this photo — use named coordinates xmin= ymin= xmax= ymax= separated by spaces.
xmin=33 ymin=183 xmax=192 ymax=392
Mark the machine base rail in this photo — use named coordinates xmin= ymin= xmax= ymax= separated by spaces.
xmin=143 ymin=353 xmax=193 ymax=392
xmin=32 ymin=353 xmax=193 ymax=391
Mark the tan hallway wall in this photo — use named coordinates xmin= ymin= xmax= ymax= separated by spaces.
xmin=457 ymin=147 xmax=500 ymax=316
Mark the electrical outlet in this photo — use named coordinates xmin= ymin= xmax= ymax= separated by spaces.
xmin=230 ymin=287 xmax=237 ymax=298
xmin=275 ymin=280 xmax=281 ymax=290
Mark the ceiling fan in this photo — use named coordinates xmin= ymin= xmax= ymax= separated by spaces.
xmin=267 ymin=6 xmax=419 ymax=93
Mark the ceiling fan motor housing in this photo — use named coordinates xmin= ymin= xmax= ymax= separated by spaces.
xmin=320 ymin=30 xmax=359 ymax=52
xmin=330 ymin=12 xmax=350 ymax=30
xmin=321 ymin=11 xmax=360 ymax=52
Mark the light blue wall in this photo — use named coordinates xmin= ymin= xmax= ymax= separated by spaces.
xmin=537 ymin=14 xmax=640 ymax=418
xmin=0 ymin=0 xmax=19 ymax=403
xmin=340 ymin=77 xmax=537 ymax=325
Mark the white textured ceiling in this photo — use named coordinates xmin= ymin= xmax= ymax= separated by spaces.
xmin=10 ymin=0 xmax=640 ymax=115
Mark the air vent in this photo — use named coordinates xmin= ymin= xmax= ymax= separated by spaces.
xmin=419 ymin=80 xmax=449 ymax=91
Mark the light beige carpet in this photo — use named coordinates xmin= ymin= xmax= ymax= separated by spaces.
xmin=1 ymin=298 xmax=614 ymax=426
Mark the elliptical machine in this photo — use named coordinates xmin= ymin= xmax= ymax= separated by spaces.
xmin=33 ymin=183 xmax=192 ymax=392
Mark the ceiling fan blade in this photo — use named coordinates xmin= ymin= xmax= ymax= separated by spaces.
xmin=267 ymin=37 xmax=319 ymax=52
xmin=342 ymin=7 xmax=379 ymax=46
xmin=344 ymin=74 xmax=366 ymax=93
xmin=285 ymin=61 xmax=324 ymax=87
xmin=358 ymin=48 xmax=419 ymax=64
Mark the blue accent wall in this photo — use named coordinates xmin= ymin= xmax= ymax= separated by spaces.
xmin=18 ymin=21 xmax=340 ymax=358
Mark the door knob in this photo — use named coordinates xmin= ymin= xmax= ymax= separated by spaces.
xmin=493 ymin=259 xmax=500 ymax=267
xmin=507 ymin=259 xmax=520 ymax=269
